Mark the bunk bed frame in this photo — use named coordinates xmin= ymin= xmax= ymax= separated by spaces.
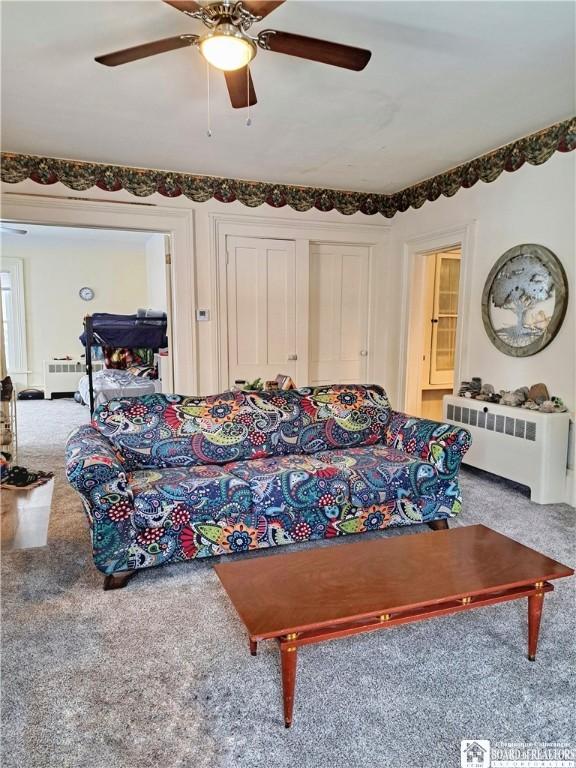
xmin=84 ymin=314 xmax=96 ymax=415
xmin=82 ymin=313 xmax=168 ymax=415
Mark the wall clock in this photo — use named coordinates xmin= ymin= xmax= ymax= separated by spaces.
xmin=481 ymin=244 xmax=568 ymax=357
xmin=79 ymin=286 xmax=95 ymax=301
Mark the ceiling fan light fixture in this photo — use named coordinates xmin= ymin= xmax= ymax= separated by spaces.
xmin=199 ymin=23 xmax=256 ymax=71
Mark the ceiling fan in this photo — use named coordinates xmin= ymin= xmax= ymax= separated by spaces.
xmin=0 ymin=225 xmax=28 ymax=236
xmin=95 ymin=0 xmax=372 ymax=109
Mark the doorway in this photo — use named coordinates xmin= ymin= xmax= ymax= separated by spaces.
xmin=0 ymin=222 xmax=174 ymax=458
xmin=404 ymin=242 xmax=463 ymax=421
xmin=420 ymin=246 xmax=461 ymax=419
xmin=1 ymin=194 xmax=196 ymax=395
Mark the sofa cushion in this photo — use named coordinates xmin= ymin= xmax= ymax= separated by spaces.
xmin=294 ymin=385 xmax=391 ymax=454
xmin=225 ymin=453 xmax=351 ymax=520
xmin=93 ymin=385 xmax=391 ymax=470
xmin=93 ymin=390 xmax=305 ymax=470
xmin=128 ymin=464 xmax=253 ymax=528
xmin=313 ymin=444 xmax=438 ymax=508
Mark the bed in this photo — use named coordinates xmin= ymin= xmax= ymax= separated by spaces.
xmin=80 ymin=312 xmax=168 ymax=414
xmin=78 ymin=368 xmax=160 ymax=409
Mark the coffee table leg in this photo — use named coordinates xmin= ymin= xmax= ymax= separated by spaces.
xmin=528 ymin=591 xmax=545 ymax=661
xmin=249 ymin=638 xmax=257 ymax=656
xmin=280 ymin=642 xmax=298 ymax=728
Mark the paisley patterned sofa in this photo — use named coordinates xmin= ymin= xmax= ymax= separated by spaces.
xmin=65 ymin=385 xmax=471 ymax=588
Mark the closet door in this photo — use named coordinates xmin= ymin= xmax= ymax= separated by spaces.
xmin=226 ymin=236 xmax=297 ymax=387
xmin=309 ymin=243 xmax=370 ymax=385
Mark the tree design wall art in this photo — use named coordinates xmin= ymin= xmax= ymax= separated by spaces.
xmin=481 ymin=244 xmax=568 ymax=356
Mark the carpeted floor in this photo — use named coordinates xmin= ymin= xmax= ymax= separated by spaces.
xmin=2 ymin=399 xmax=575 ymax=768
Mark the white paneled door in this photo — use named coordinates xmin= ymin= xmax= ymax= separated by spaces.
xmin=226 ymin=236 xmax=297 ymax=387
xmin=309 ymin=243 xmax=370 ymax=385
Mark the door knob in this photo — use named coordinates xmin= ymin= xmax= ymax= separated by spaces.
xmin=360 ymin=350 xmax=368 ymax=357
xmin=288 ymin=354 xmax=298 ymax=361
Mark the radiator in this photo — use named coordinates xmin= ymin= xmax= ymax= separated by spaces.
xmin=443 ymin=395 xmax=570 ymax=504
xmin=43 ymin=359 xmax=104 ymax=399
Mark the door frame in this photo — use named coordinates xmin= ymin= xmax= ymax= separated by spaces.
xmin=0 ymin=257 xmax=28 ymax=377
xmin=398 ymin=223 xmax=477 ymax=415
xmin=0 ymin=193 xmax=196 ymax=393
xmin=210 ymin=213 xmax=389 ymax=391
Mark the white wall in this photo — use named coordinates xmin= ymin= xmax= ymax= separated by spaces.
xmin=174 ymin=199 xmax=392 ymax=398
xmin=389 ymin=152 xmax=575 ymax=410
xmin=1 ymin=152 xmax=574 ymax=413
xmin=2 ymin=153 xmax=574 ymax=504
xmin=1 ymin=185 xmax=392 ymax=397
xmin=1 ymin=235 xmax=150 ymax=387
xmin=389 ymin=152 xmax=575 ymax=504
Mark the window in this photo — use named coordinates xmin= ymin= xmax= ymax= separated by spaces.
xmin=0 ymin=258 xmax=27 ymax=373
xmin=1 ymin=271 xmax=12 ymax=365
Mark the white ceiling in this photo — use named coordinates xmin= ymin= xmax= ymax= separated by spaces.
xmin=1 ymin=1 xmax=574 ymax=194
xmin=0 ymin=223 xmax=159 ymax=246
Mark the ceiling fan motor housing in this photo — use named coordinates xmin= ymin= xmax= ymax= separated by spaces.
xmin=189 ymin=2 xmax=263 ymax=32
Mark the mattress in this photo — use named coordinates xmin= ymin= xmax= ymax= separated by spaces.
xmin=78 ymin=369 xmax=158 ymax=408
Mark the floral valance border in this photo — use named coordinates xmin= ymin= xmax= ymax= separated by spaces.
xmin=1 ymin=117 xmax=574 ymax=218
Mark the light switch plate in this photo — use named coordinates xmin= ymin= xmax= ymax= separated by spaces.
xmin=196 ymin=309 xmax=210 ymax=321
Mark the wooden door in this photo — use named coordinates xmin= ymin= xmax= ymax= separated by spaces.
xmin=226 ymin=236 xmax=297 ymax=388
xmin=309 ymin=243 xmax=370 ymax=385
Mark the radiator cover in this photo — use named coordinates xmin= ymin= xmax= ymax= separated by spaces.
xmin=443 ymin=395 xmax=570 ymax=504
xmin=43 ymin=359 xmax=103 ymax=399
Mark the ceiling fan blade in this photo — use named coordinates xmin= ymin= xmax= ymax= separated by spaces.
xmin=224 ymin=67 xmax=257 ymax=109
xmin=162 ymin=0 xmax=202 ymax=15
xmin=95 ymin=35 xmax=197 ymax=66
xmin=241 ymin=1 xmax=286 ymax=19
xmin=258 ymin=30 xmax=371 ymax=71
xmin=0 ymin=226 xmax=28 ymax=236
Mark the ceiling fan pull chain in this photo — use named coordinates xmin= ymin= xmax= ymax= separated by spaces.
xmin=246 ymin=65 xmax=252 ymax=127
xmin=206 ymin=59 xmax=212 ymax=138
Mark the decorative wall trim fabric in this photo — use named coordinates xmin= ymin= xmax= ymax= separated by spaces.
xmin=1 ymin=117 xmax=574 ymax=218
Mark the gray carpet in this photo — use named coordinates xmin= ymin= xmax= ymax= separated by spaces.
xmin=2 ymin=399 xmax=575 ymax=768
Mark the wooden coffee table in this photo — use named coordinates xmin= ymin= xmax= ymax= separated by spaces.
xmin=214 ymin=524 xmax=573 ymax=727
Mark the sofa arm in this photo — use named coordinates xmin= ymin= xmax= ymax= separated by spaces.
xmin=66 ymin=425 xmax=134 ymax=573
xmin=384 ymin=411 xmax=472 ymax=480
